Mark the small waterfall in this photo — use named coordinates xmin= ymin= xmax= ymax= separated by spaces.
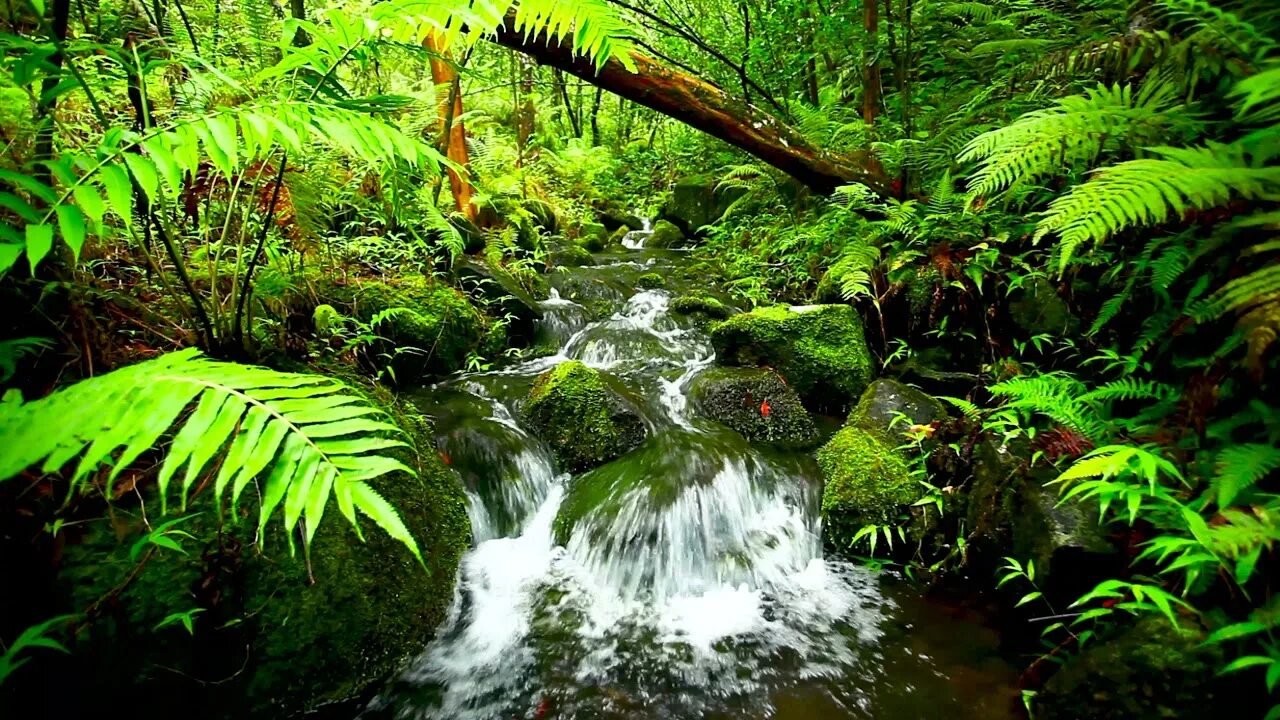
xmin=620 ymin=217 xmax=653 ymax=249
xmin=380 ymin=247 xmax=1015 ymax=720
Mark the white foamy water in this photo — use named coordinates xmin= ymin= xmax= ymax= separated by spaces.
xmin=620 ymin=217 xmax=653 ymax=249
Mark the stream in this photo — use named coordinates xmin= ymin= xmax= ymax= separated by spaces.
xmin=365 ymin=230 xmax=1020 ymax=720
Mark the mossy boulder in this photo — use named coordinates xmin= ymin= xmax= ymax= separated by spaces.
xmin=817 ymin=426 xmax=915 ymax=549
xmin=636 ymin=272 xmax=666 ymax=289
xmin=580 ymin=221 xmax=609 ymax=244
xmin=848 ymin=378 xmax=946 ymax=437
xmin=547 ymin=244 xmax=595 ymax=268
xmin=56 ymin=384 xmax=469 ymax=718
xmin=311 ymin=275 xmax=487 ymax=380
xmin=524 ymin=198 xmax=559 ymax=235
xmin=597 ymin=206 xmax=644 ymax=232
xmin=659 ymin=174 xmax=746 ymax=236
xmin=608 ymin=225 xmax=631 ymax=247
xmin=710 ymin=304 xmax=873 ymax=412
xmin=580 ymin=234 xmax=607 ymax=253
xmin=453 ymin=255 xmax=543 ymax=345
xmin=647 ymin=219 xmax=685 ymax=249
xmin=691 ymin=367 xmax=817 ymax=447
xmin=670 ymin=293 xmax=733 ymax=324
xmin=523 ymin=361 xmax=645 ymax=473
xmin=1036 ymin=617 xmax=1225 ymax=720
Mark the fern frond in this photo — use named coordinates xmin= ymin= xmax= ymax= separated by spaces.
xmin=1152 ymin=0 xmax=1277 ymax=62
xmin=0 ymin=350 xmax=424 ymax=563
xmin=1036 ymin=142 xmax=1280 ymax=272
xmin=1079 ymin=378 xmax=1177 ymax=404
xmin=961 ymin=80 xmax=1183 ymax=198
xmin=1213 ymin=443 xmax=1280 ymax=508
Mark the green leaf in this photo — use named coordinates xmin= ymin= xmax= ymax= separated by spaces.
xmin=123 ymin=154 xmax=160 ymax=205
xmin=24 ymin=224 xmax=53 ymax=272
xmin=1220 ymin=655 xmax=1275 ymax=674
xmin=99 ymin=164 xmax=134 ymax=227
xmin=55 ymin=205 xmax=86 ymax=261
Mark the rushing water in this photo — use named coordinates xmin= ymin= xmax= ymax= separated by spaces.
xmin=367 ymin=242 xmax=1019 ymax=720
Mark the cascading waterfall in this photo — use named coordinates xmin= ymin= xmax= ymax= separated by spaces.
xmin=370 ymin=230 xmax=1017 ymax=720
xmin=620 ymin=217 xmax=653 ymax=249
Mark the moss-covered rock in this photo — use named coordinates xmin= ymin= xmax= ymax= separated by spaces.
xmin=597 ymin=206 xmax=643 ymax=232
xmin=691 ymin=367 xmax=817 ymax=447
xmin=580 ymin=221 xmax=609 ymax=244
xmin=547 ymin=244 xmax=595 ymax=268
xmin=523 ymin=361 xmax=645 ymax=472
xmin=311 ymin=274 xmax=487 ymax=380
xmin=818 ymin=426 xmax=915 ymax=548
xmin=56 ymin=381 xmax=469 ymax=718
xmin=453 ymin=255 xmax=543 ymax=346
xmin=1036 ymin=617 xmax=1225 ymax=720
xmin=848 ymin=378 xmax=946 ymax=437
xmin=608 ymin=225 xmax=631 ymax=247
xmin=710 ymin=304 xmax=873 ymax=412
xmin=647 ymin=219 xmax=685 ymax=249
xmin=580 ymin=234 xmax=607 ymax=253
xmin=524 ymin=198 xmax=559 ymax=236
xmin=1009 ymin=276 xmax=1079 ymax=336
xmin=670 ymin=293 xmax=733 ymax=323
xmin=636 ymin=272 xmax=666 ymax=289
xmin=659 ymin=174 xmax=746 ymax=236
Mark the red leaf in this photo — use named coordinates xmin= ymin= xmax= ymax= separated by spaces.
xmin=760 ymin=399 xmax=771 ymax=418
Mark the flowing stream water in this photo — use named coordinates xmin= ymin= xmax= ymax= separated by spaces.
xmin=367 ymin=235 xmax=1020 ymax=720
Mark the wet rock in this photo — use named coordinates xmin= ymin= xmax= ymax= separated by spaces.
xmin=597 ymin=206 xmax=643 ymax=232
xmin=659 ymin=174 xmax=746 ymax=236
xmin=452 ymin=255 xmax=543 ymax=346
xmin=524 ymin=198 xmax=559 ymax=236
xmin=691 ymin=367 xmax=817 ymax=447
xmin=58 ymin=385 xmax=470 ymax=718
xmin=848 ymin=378 xmax=946 ymax=438
xmin=646 ymin=219 xmax=685 ymax=249
xmin=1008 ymin=276 xmax=1079 ymax=336
xmin=309 ymin=275 xmax=487 ymax=381
xmin=523 ymin=361 xmax=645 ymax=473
xmin=580 ymin=221 xmax=609 ymax=245
xmin=608 ymin=225 xmax=631 ymax=247
xmin=448 ymin=214 xmax=486 ymax=254
xmin=547 ymin=244 xmax=595 ymax=268
xmin=817 ymin=425 xmax=915 ymax=549
xmin=710 ymin=304 xmax=873 ymax=413
xmin=1036 ymin=617 xmax=1224 ymax=720
xmin=670 ymin=293 xmax=733 ymax=326
xmin=636 ymin=272 xmax=666 ymax=289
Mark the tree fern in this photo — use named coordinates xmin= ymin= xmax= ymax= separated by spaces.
xmin=0 ymin=349 xmax=424 ymax=562
xmin=1035 ymin=141 xmax=1280 ymax=272
xmin=1212 ymin=443 xmax=1280 ymax=508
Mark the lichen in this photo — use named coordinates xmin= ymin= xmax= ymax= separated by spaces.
xmin=710 ymin=304 xmax=873 ymax=412
xmin=817 ymin=425 xmax=915 ymax=549
xmin=523 ymin=361 xmax=645 ymax=473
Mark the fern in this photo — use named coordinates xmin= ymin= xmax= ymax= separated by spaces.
xmin=1213 ymin=444 xmax=1280 ymax=508
xmin=960 ymin=79 xmax=1185 ymax=199
xmin=1035 ymin=141 xmax=1280 ymax=272
xmin=0 ymin=349 xmax=424 ymax=562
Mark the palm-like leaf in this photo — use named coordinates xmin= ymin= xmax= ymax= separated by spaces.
xmin=0 ymin=349 xmax=423 ymax=562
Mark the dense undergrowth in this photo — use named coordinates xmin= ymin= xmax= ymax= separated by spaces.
xmin=1 ymin=0 xmax=1278 ymax=716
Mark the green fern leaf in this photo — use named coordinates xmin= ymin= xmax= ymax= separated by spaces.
xmin=0 ymin=350 xmax=423 ymax=564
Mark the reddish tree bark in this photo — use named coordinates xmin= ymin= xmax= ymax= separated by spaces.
xmin=425 ymin=32 xmax=476 ymax=220
xmin=491 ymin=22 xmax=891 ymax=196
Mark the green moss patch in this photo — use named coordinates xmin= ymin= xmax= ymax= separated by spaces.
xmin=670 ymin=294 xmax=732 ymax=321
xmin=690 ymin=367 xmax=817 ymax=447
xmin=817 ymin=425 xmax=914 ymax=550
xmin=710 ymin=304 xmax=873 ymax=412
xmin=523 ymin=361 xmax=645 ymax=473
xmin=636 ymin=272 xmax=666 ymax=289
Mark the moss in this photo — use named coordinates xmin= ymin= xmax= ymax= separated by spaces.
xmin=1037 ymin=617 xmax=1226 ymax=720
xmin=548 ymin=244 xmax=595 ymax=268
xmin=580 ymin=234 xmax=607 ymax=253
xmin=608 ymin=225 xmax=631 ymax=247
xmin=57 ymin=374 xmax=469 ymax=717
xmin=690 ymin=367 xmax=817 ymax=447
xmin=817 ymin=425 xmax=915 ymax=549
xmin=710 ymin=304 xmax=873 ymax=412
xmin=670 ymin=294 xmax=732 ymax=321
xmin=523 ymin=361 xmax=645 ymax=473
xmin=311 ymin=274 xmax=487 ymax=380
xmin=636 ymin=272 xmax=666 ymax=289
xmin=647 ymin=219 xmax=685 ymax=248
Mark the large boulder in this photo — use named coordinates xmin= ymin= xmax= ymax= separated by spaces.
xmin=646 ymin=219 xmax=685 ymax=249
xmin=710 ymin=304 xmax=873 ymax=413
xmin=56 ymin=386 xmax=470 ymax=718
xmin=310 ymin=275 xmax=487 ymax=381
xmin=691 ymin=367 xmax=817 ymax=447
xmin=546 ymin=244 xmax=595 ymax=269
xmin=523 ymin=361 xmax=645 ymax=473
xmin=848 ymin=378 xmax=946 ymax=437
xmin=452 ymin=255 xmax=543 ymax=345
xmin=523 ymin=198 xmax=559 ymax=236
xmin=659 ymin=174 xmax=746 ymax=236
xmin=597 ymin=206 xmax=644 ymax=232
xmin=670 ymin=293 xmax=733 ymax=326
xmin=1036 ymin=617 xmax=1226 ymax=720
xmin=817 ymin=426 xmax=915 ymax=550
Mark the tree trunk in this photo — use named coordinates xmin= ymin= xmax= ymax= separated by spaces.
xmin=554 ymin=69 xmax=581 ymax=137
xmin=425 ymin=32 xmax=476 ymax=220
xmin=590 ymin=86 xmax=603 ymax=146
xmin=491 ymin=22 xmax=890 ymax=196
xmin=862 ymin=0 xmax=881 ymax=127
